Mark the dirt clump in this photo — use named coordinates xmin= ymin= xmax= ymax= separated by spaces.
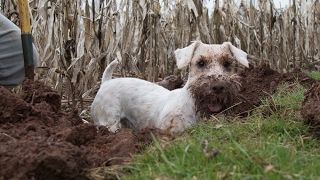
xmin=230 ymin=63 xmax=315 ymax=116
xmin=231 ymin=63 xmax=282 ymax=116
xmin=301 ymin=79 xmax=320 ymax=138
xmin=0 ymin=79 xmax=169 ymax=180
xmin=281 ymin=67 xmax=316 ymax=89
xmin=156 ymin=75 xmax=184 ymax=90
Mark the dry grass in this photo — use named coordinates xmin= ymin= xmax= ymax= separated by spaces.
xmin=1 ymin=0 xmax=319 ymax=109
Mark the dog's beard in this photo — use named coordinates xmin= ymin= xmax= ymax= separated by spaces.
xmin=188 ymin=75 xmax=240 ymax=118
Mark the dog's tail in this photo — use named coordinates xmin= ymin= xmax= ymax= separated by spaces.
xmin=101 ymin=59 xmax=119 ymax=83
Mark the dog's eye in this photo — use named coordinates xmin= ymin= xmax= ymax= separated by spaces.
xmin=198 ymin=61 xmax=206 ymax=68
xmin=223 ymin=61 xmax=231 ymax=68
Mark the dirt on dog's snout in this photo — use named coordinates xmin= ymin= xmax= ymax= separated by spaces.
xmin=188 ymin=75 xmax=240 ymax=117
xmin=0 ymin=63 xmax=317 ymax=179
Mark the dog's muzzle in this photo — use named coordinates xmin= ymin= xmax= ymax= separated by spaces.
xmin=188 ymin=75 xmax=241 ymax=117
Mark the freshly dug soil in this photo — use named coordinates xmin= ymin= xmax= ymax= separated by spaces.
xmin=231 ymin=63 xmax=282 ymax=116
xmin=155 ymin=75 xmax=184 ymax=90
xmin=231 ymin=63 xmax=315 ymax=116
xmin=281 ymin=67 xmax=316 ymax=89
xmin=0 ymin=79 xmax=169 ymax=180
xmin=301 ymin=79 xmax=320 ymax=138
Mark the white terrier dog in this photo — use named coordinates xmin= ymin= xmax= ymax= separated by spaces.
xmin=91 ymin=41 xmax=249 ymax=132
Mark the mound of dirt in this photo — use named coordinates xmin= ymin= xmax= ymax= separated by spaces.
xmin=301 ymin=79 xmax=320 ymax=138
xmin=281 ymin=68 xmax=316 ymax=89
xmin=231 ymin=63 xmax=315 ymax=116
xmin=0 ymin=79 xmax=169 ymax=180
xmin=231 ymin=63 xmax=282 ymax=116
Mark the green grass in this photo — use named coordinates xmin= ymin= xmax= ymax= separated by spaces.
xmin=120 ymin=82 xmax=320 ymax=180
xmin=309 ymin=71 xmax=320 ymax=80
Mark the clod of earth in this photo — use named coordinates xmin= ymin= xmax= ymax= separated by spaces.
xmin=155 ymin=75 xmax=184 ymax=90
xmin=301 ymin=79 xmax=320 ymax=138
xmin=229 ymin=63 xmax=315 ymax=116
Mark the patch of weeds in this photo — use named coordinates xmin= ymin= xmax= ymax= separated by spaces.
xmin=309 ymin=71 xmax=320 ymax=80
xmin=255 ymin=82 xmax=306 ymax=119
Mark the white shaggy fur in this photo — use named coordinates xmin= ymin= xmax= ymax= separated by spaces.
xmin=91 ymin=41 xmax=249 ymax=132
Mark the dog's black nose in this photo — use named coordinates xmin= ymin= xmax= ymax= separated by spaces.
xmin=212 ymin=83 xmax=225 ymax=94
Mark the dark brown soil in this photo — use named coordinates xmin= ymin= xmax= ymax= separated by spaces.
xmin=0 ymin=64 xmax=315 ymax=179
xmin=156 ymin=75 xmax=184 ymax=90
xmin=231 ymin=63 xmax=315 ymax=116
xmin=0 ymin=79 xmax=169 ymax=180
xmin=301 ymin=79 xmax=320 ymax=138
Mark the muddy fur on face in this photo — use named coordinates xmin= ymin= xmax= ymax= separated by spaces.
xmin=188 ymin=74 xmax=241 ymax=118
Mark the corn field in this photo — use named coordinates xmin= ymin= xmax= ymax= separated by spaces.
xmin=1 ymin=0 xmax=319 ymax=110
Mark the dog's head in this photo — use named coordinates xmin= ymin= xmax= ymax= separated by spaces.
xmin=174 ymin=41 xmax=248 ymax=83
xmin=174 ymin=41 xmax=249 ymax=117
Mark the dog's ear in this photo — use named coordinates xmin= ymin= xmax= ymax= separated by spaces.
xmin=223 ymin=42 xmax=249 ymax=68
xmin=174 ymin=41 xmax=201 ymax=69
